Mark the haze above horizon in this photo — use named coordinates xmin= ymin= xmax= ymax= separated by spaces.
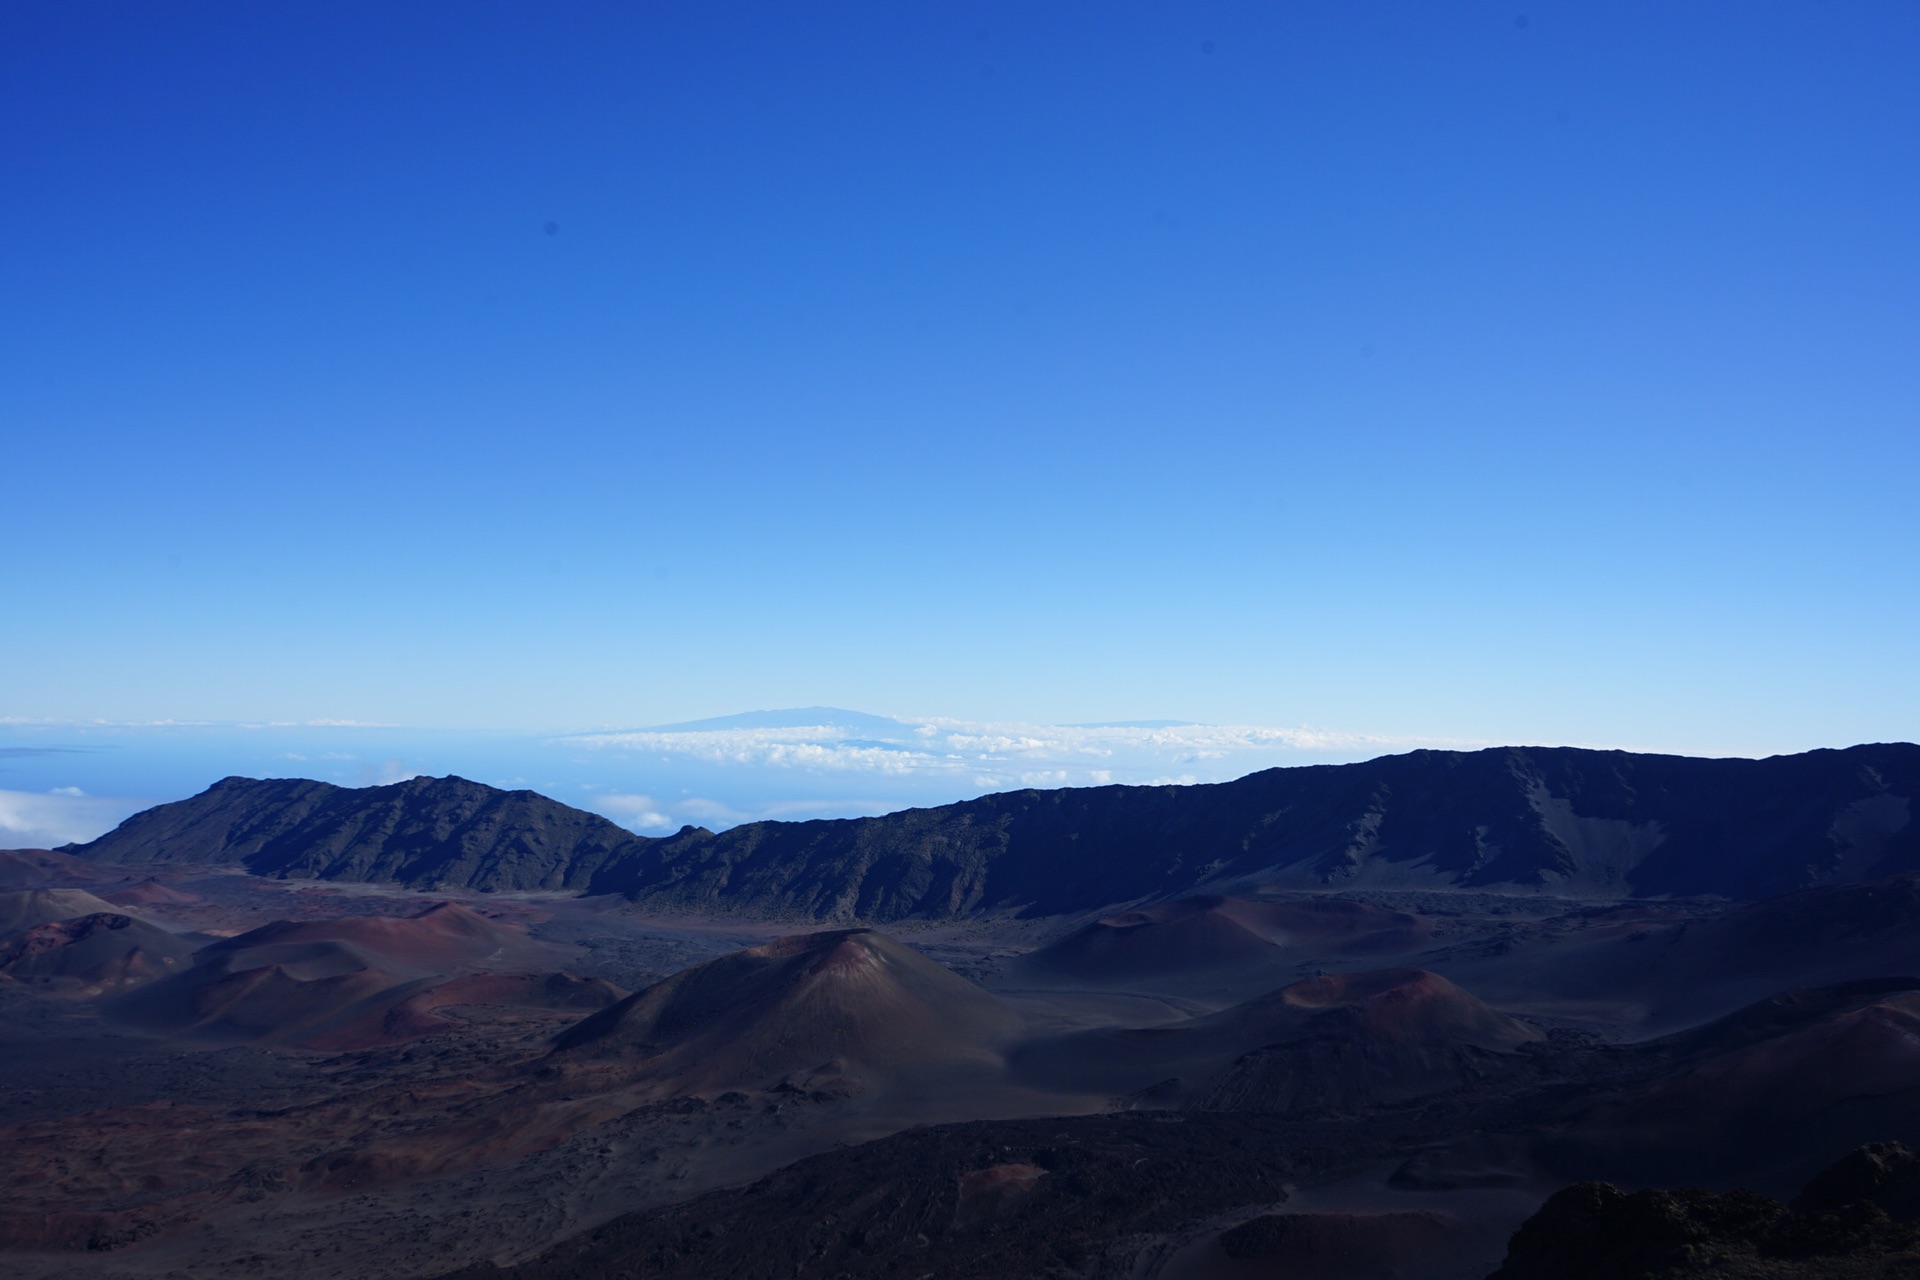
xmin=6 ymin=6 xmax=1915 ymax=777
xmin=4 ymin=703 xmax=1911 ymax=854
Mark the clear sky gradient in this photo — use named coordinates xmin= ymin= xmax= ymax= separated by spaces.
xmin=6 ymin=2 xmax=1917 ymax=762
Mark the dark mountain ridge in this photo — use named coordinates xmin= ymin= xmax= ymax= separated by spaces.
xmin=68 ymin=774 xmax=654 ymax=892
xmin=62 ymin=743 xmax=1920 ymax=919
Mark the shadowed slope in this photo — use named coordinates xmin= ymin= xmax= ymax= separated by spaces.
xmin=1013 ymin=968 xmax=1540 ymax=1108
xmin=1553 ymin=980 xmax=1920 ymax=1186
xmin=1670 ymin=874 xmax=1920 ymax=1007
xmin=1023 ymin=897 xmax=1282 ymax=980
xmin=1493 ymin=1145 xmax=1920 ymax=1279
xmin=592 ymin=743 xmax=1920 ymax=916
xmin=434 ymin=1113 xmax=1311 ymax=1280
xmin=67 ymin=775 xmax=656 ymax=891
xmin=1193 ymin=969 xmax=1545 ymax=1112
xmin=1413 ymin=872 xmax=1920 ymax=1037
xmin=553 ymin=928 xmax=1020 ymax=1093
xmin=1020 ymin=894 xmax=1430 ymax=987
xmin=62 ymin=744 xmax=1920 ymax=916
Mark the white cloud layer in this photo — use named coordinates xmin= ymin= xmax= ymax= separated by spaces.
xmin=0 ymin=788 xmax=147 ymax=849
xmin=566 ymin=716 xmax=1481 ymax=788
xmin=589 ymin=793 xmax=676 ymax=832
xmin=557 ymin=714 xmax=1492 ymax=832
xmin=0 ymin=711 xmax=1496 ymax=845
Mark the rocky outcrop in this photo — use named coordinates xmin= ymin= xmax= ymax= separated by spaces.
xmin=1492 ymin=1145 xmax=1920 ymax=1278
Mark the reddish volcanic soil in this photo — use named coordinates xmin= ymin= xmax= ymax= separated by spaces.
xmin=201 ymin=900 xmax=544 ymax=974
xmin=100 ymin=876 xmax=203 ymax=907
xmin=5 ymin=853 xmax=1920 ymax=1280
xmin=305 ymin=971 xmax=627 ymax=1052
xmin=554 ymin=927 xmax=1022 ymax=1095
xmin=1250 ymin=967 xmax=1542 ymax=1048
xmin=0 ymin=913 xmax=197 ymax=991
xmin=108 ymin=903 xmax=604 ymax=1050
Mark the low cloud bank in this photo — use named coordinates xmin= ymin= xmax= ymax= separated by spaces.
xmin=566 ymin=716 xmax=1476 ymax=784
xmin=0 ymin=788 xmax=148 ymax=849
xmin=561 ymin=713 xmax=1485 ymax=833
xmin=0 ymin=712 xmax=1488 ymax=845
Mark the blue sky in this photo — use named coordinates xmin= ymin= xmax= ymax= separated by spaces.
xmin=5 ymin=2 xmax=1917 ymax=830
